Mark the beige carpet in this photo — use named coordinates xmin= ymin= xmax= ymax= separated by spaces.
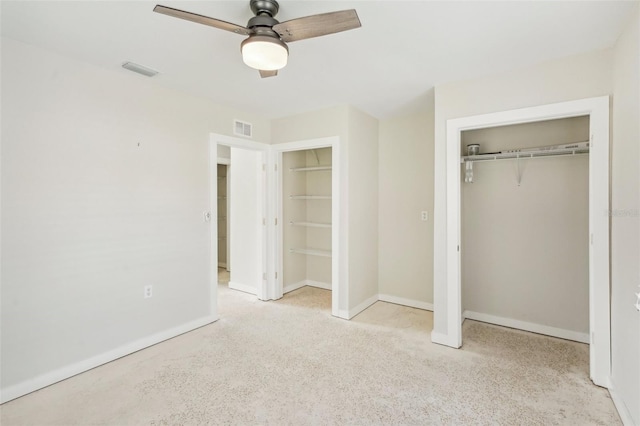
xmin=1 ymin=283 xmax=620 ymax=425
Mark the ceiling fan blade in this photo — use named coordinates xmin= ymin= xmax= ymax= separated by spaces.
xmin=259 ymin=70 xmax=278 ymax=78
xmin=153 ymin=5 xmax=250 ymax=36
xmin=273 ymin=9 xmax=361 ymax=43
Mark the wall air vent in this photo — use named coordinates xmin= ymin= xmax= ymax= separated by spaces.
xmin=234 ymin=120 xmax=253 ymax=138
xmin=122 ymin=62 xmax=159 ymax=77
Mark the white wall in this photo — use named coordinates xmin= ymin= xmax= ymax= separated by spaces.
xmin=432 ymin=48 xmax=613 ymax=338
xmin=346 ymin=107 xmax=380 ymax=313
xmin=461 ymin=117 xmax=590 ymax=335
xmin=0 ymin=37 xmax=270 ymax=400
xmin=378 ymin=106 xmax=434 ymax=306
xmin=611 ymin=5 xmax=640 ymax=423
xmin=228 ymin=147 xmax=263 ymax=295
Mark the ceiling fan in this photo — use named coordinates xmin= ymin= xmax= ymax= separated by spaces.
xmin=154 ymin=0 xmax=361 ymax=78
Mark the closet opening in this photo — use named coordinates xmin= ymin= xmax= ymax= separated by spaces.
xmin=272 ymin=136 xmax=344 ymax=318
xmin=281 ymin=147 xmax=333 ymax=311
xmin=460 ymin=116 xmax=590 ymax=344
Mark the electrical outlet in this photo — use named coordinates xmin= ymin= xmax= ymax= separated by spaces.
xmin=421 ymin=211 xmax=428 ymax=221
xmin=144 ymin=285 xmax=153 ymax=299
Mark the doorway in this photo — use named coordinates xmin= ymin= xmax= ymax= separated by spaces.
xmin=210 ymin=134 xmax=269 ymax=308
xmin=272 ymin=136 xmax=345 ymax=318
xmin=433 ymin=96 xmax=611 ymax=388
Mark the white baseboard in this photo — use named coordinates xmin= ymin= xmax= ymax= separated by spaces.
xmin=283 ymin=280 xmax=332 ymax=294
xmin=0 ymin=315 xmax=217 ymax=404
xmin=609 ymin=378 xmax=637 ymax=426
xmin=228 ymin=281 xmax=257 ymax=295
xmin=348 ymin=294 xmax=379 ymax=319
xmin=462 ymin=310 xmax=590 ymax=344
xmin=283 ymin=280 xmax=307 ymax=294
xmin=306 ymin=280 xmax=331 ymax=290
xmin=378 ymin=294 xmax=433 ymax=311
xmin=334 ymin=309 xmax=350 ymax=320
xmin=431 ymin=330 xmax=461 ymax=348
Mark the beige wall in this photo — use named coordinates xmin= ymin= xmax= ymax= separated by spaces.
xmin=611 ymin=5 xmax=640 ymax=423
xmin=378 ymin=106 xmax=434 ymax=304
xmin=433 ymin=48 xmax=613 ymax=335
xmin=461 ymin=117 xmax=590 ymax=333
xmin=0 ymin=37 xmax=271 ymax=393
xmin=305 ymin=148 xmax=333 ymax=285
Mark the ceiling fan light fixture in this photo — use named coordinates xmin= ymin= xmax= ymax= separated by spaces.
xmin=241 ymin=36 xmax=288 ymax=71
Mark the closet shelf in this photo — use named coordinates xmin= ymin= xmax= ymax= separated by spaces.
xmin=217 ymin=196 xmax=227 ymax=199
xmin=460 ymin=147 xmax=589 ymax=163
xmin=289 ymin=195 xmax=331 ymax=200
xmin=461 ymin=145 xmax=589 ymax=185
xmin=289 ymin=166 xmax=332 ymax=172
xmin=289 ymin=248 xmax=332 ymax=258
xmin=289 ymin=221 xmax=332 ymax=228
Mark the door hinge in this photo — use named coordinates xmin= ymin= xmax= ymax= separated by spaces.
xmin=275 ymin=164 xmax=278 ymax=171
xmin=275 ymin=272 xmax=278 ymax=279
xmin=262 ymin=164 xmax=266 ymax=171
xmin=590 ymin=233 xmax=594 ymax=245
xmin=262 ymin=218 xmax=266 ymax=226
xmin=262 ymin=272 xmax=266 ymax=280
xmin=275 ymin=218 xmax=278 ymax=226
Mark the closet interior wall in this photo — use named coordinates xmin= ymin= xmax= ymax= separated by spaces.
xmin=283 ymin=148 xmax=332 ymax=293
xmin=461 ymin=116 xmax=590 ymax=337
xmin=217 ymin=164 xmax=228 ymax=269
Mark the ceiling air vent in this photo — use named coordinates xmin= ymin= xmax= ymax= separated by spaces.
xmin=234 ymin=120 xmax=253 ymax=138
xmin=122 ymin=62 xmax=159 ymax=77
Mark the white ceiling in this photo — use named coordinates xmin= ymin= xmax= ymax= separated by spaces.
xmin=1 ymin=1 xmax=636 ymax=119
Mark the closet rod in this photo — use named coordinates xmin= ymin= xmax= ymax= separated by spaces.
xmin=461 ymin=147 xmax=589 ymax=163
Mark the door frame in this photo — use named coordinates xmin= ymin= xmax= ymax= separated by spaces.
xmin=432 ymin=96 xmax=611 ymax=388
xmin=209 ymin=134 xmax=270 ymax=311
xmin=271 ymin=136 xmax=347 ymax=318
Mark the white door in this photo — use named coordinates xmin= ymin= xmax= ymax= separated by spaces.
xmin=227 ymin=147 xmax=266 ymax=298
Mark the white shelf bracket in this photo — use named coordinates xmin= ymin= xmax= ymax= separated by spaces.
xmin=516 ymin=156 xmax=522 ymax=186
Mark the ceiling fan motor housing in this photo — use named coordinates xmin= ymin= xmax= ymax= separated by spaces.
xmin=250 ymin=0 xmax=279 ymax=17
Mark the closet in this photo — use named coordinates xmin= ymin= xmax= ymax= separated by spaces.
xmin=282 ymin=147 xmax=332 ymax=293
xmin=217 ymin=164 xmax=229 ymax=269
xmin=460 ymin=116 xmax=590 ymax=341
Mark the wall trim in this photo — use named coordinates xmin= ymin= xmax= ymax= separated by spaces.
xmin=378 ymin=294 xmax=433 ymax=311
xmin=609 ymin=378 xmax=636 ymax=426
xmin=283 ymin=280 xmax=307 ymax=294
xmin=348 ymin=294 xmax=378 ymax=319
xmin=228 ymin=281 xmax=258 ymax=296
xmin=283 ymin=280 xmax=332 ymax=294
xmin=431 ymin=331 xmax=460 ymax=348
xmin=0 ymin=315 xmax=216 ymax=404
xmin=462 ymin=310 xmax=590 ymax=344
xmin=306 ymin=280 xmax=332 ymax=291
